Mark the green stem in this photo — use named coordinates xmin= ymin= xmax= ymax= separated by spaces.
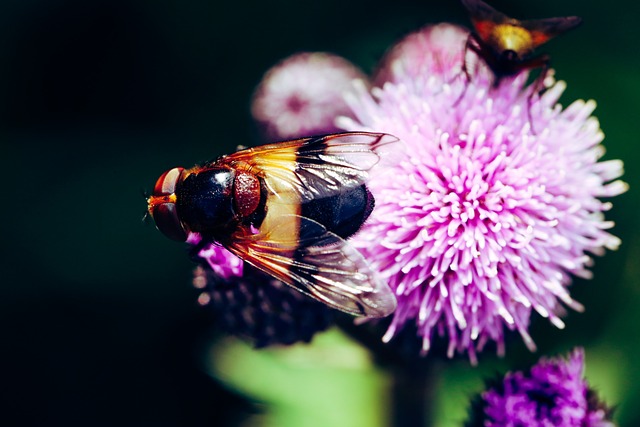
xmin=390 ymin=359 xmax=436 ymax=427
xmin=336 ymin=317 xmax=438 ymax=427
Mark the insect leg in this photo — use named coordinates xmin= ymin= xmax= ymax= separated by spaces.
xmin=452 ymin=34 xmax=476 ymax=107
xmin=454 ymin=33 xmax=496 ymax=106
xmin=514 ymin=54 xmax=550 ymax=134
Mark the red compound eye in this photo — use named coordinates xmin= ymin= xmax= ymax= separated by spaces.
xmin=151 ymin=201 xmax=187 ymax=242
xmin=148 ymin=167 xmax=188 ymax=242
xmin=153 ymin=167 xmax=184 ymax=196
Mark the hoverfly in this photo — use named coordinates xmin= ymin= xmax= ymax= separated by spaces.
xmin=147 ymin=132 xmax=398 ymax=318
xmin=461 ymin=0 xmax=582 ymax=87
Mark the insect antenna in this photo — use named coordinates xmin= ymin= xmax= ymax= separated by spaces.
xmin=140 ymin=187 xmax=151 ymax=223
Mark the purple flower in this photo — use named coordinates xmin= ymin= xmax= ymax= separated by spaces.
xmin=252 ymin=23 xmax=627 ymax=361
xmin=251 ymin=52 xmax=367 ymax=140
xmin=187 ymin=232 xmax=243 ymax=280
xmin=372 ymin=23 xmax=469 ymax=86
xmin=338 ymin=24 xmax=627 ymax=361
xmin=468 ymin=348 xmax=615 ymax=427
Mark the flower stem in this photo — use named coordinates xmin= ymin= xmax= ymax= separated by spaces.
xmin=336 ymin=318 xmax=438 ymax=427
xmin=390 ymin=359 xmax=437 ymax=427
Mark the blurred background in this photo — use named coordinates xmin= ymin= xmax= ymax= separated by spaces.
xmin=1 ymin=0 xmax=637 ymax=426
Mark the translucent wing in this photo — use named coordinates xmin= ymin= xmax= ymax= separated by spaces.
xmin=217 ymin=132 xmax=398 ymax=202
xmin=461 ymin=0 xmax=510 ymax=22
xmin=462 ymin=0 xmax=582 ymax=49
xmin=522 ymin=16 xmax=582 ymax=48
xmin=462 ymin=0 xmax=511 ymax=35
xmin=224 ymin=215 xmax=397 ymax=318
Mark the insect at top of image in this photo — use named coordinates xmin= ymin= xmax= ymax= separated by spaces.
xmin=147 ymin=132 xmax=398 ymax=318
xmin=461 ymin=0 xmax=582 ymax=86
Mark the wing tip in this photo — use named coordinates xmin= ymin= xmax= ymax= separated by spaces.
xmin=350 ymin=280 xmax=397 ymax=318
xmin=565 ymin=15 xmax=583 ymax=29
xmin=461 ymin=0 xmax=498 ymax=17
xmin=335 ymin=131 xmax=399 ymax=145
xmin=365 ymin=132 xmax=400 ymax=155
xmin=378 ymin=132 xmax=400 ymax=146
xmin=365 ymin=287 xmax=397 ymax=318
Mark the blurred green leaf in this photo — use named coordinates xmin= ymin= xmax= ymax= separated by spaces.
xmin=206 ymin=329 xmax=389 ymax=427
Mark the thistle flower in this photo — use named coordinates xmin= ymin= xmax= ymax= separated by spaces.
xmin=340 ymin=24 xmax=626 ymax=361
xmin=252 ymin=52 xmax=367 ymax=140
xmin=466 ymin=348 xmax=615 ymax=427
xmin=372 ymin=23 xmax=470 ymax=86
xmin=189 ymin=233 xmax=335 ymax=347
xmin=252 ymin=23 xmax=627 ymax=361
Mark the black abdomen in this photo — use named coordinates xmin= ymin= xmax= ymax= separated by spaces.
xmin=300 ymin=184 xmax=374 ymax=239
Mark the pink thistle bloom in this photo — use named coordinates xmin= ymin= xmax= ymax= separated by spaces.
xmin=335 ymin=24 xmax=628 ymax=361
xmin=252 ymin=52 xmax=367 ymax=140
xmin=373 ymin=23 xmax=470 ymax=86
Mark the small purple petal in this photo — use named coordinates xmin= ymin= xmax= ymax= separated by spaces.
xmin=187 ymin=232 xmax=243 ymax=279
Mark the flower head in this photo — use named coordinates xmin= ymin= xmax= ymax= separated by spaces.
xmin=467 ymin=348 xmax=615 ymax=427
xmin=337 ymin=24 xmax=627 ymax=361
xmin=252 ymin=23 xmax=627 ymax=361
xmin=189 ymin=233 xmax=335 ymax=347
xmin=252 ymin=52 xmax=367 ymax=140
xmin=372 ymin=23 xmax=470 ymax=86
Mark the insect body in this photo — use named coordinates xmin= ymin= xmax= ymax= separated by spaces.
xmin=461 ymin=0 xmax=582 ymax=86
xmin=147 ymin=132 xmax=398 ymax=318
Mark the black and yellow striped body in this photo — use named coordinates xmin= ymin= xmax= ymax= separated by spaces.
xmin=147 ymin=132 xmax=398 ymax=317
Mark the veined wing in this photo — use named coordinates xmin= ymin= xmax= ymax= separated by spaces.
xmin=224 ymin=214 xmax=397 ymax=317
xmin=218 ymin=132 xmax=397 ymax=202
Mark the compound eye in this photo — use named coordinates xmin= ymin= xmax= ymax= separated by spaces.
xmin=152 ymin=202 xmax=188 ymax=242
xmin=153 ymin=167 xmax=184 ymax=196
xmin=149 ymin=167 xmax=188 ymax=241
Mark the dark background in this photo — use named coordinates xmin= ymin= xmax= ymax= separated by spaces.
xmin=1 ymin=0 xmax=638 ymax=426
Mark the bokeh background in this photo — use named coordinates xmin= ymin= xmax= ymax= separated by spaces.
xmin=1 ymin=0 xmax=638 ymax=426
